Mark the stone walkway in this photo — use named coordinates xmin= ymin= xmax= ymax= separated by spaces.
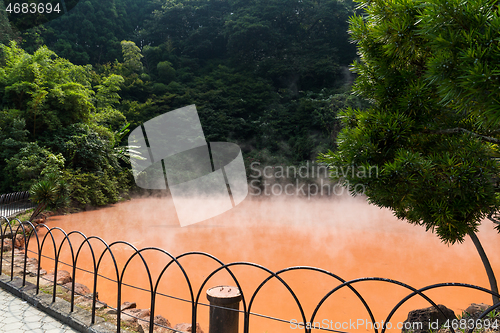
xmin=0 ymin=287 xmax=79 ymax=333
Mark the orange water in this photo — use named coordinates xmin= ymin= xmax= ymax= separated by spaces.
xmin=29 ymin=196 xmax=500 ymax=333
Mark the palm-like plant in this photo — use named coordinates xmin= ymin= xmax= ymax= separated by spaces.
xmin=29 ymin=179 xmax=58 ymax=221
xmin=112 ymin=123 xmax=146 ymax=167
xmin=28 ymin=172 xmax=70 ymax=221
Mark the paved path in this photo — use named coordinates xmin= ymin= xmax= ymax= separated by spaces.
xmin=0 ymin=287 xmax=79 ymax=333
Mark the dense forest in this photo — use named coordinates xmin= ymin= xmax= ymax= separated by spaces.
xmin=0 ymin=0 xmax=365 ymax=207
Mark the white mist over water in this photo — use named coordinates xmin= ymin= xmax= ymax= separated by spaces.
xmin=37 ymin=195 xmax=500 ymax=332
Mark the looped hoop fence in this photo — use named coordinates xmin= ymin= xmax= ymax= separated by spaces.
xmin=0 ymin=191 xmax=34 ymax=218
xmin=0 ymin=215 xmax=499 ymax=333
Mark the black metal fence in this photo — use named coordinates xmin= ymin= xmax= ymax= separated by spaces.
xmin=0 ymin=191 xmax=34 ymax=218
xmin=0 ymin=215 xmax=499 ymax=333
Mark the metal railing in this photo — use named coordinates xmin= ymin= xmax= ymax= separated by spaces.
xmin=0 ymin=191 xmax=34 ymax=218
xmin=0 ymin=215 xmax=499 ymax=333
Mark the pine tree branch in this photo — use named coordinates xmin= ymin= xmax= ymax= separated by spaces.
xmin=425 ymin=128 xmax=500 ymax=144
xmin=487 ymin=212 xmax=500 ymax=225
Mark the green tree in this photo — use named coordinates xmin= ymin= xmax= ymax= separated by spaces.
xmin=319 ymin=0 xmax=500 ymax=305
xmin=29 ymin=179 xmax=58 ymax=221
xmin=419 ymin=0 xmax=500 ymax=127
xmin=4 ymin=142 xmax=65 ymax=191
xmin=121 ymin=40 xmax=143 ymax=73
xmin=156 ymin=61 xmax=175 ymax=84
xmin=29 ymin=173 xmax=69 ymax=221
xmin=95 ymin=74 xmax=125 ymax=111
xmin=144 ymin=0 xmax=230 ymax=59
xmin=224 ymin=0 xmax=355 ymax=91
xmin=0 ymin=41 xmax=95 ymax=138
xmin=0 ymin=41 xmax=128 ymax=139
xmin=22 ymin=0 xmax=160 ymax=65
xmin=146 ymin=0 xmax=355 ymax=92
xmin=0 ymin=1 xmax=18 ymax=44
xmin=0 ymin=114 xmax=29 ymax=192
xmin=0 ymin=43 xmax=131 ymax=205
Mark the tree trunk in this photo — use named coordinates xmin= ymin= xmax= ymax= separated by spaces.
xmin=29 ymin=203 xmax=46 ymax=222
xmin=468 ymin=231 xmax=500 ymax=305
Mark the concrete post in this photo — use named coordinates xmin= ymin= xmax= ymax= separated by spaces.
xmin=206 ymin=286 xmax=242 ymax=333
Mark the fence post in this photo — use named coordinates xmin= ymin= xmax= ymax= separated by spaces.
xmin=206 ymin=286 xmax=242 ymax=333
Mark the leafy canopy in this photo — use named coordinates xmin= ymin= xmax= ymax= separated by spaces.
xmin=0 ymin=41 xmax=95 ymax=137
xmin=419 ymin=0 xmax=500 ymax=127
xmin=319 ymin=0 xmax=500 ymax=243
xmin=0 ymin=42 xmax=132 ymax=207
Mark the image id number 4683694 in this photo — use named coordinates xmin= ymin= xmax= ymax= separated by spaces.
xmin=443 ymin=319 xmax=499 ymax=330
xmin=5 ymin=2 xmax=60 ymax=14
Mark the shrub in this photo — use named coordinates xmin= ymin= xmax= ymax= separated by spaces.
xmin=62 ymin=168 xmax=130 ymax=207
xmin=4 ymin=142 xmax=65 ymax=191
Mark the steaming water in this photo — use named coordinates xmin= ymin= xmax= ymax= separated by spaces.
xmin=32 ymin=196 xmax=500 ymax=333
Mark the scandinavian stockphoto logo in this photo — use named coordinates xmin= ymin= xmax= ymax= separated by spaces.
xmin=128 ymin=105 xmax=248 ymax=227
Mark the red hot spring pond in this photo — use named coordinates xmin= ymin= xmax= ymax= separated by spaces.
xmin=28 ymin=196 xmax=500 ymax=333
